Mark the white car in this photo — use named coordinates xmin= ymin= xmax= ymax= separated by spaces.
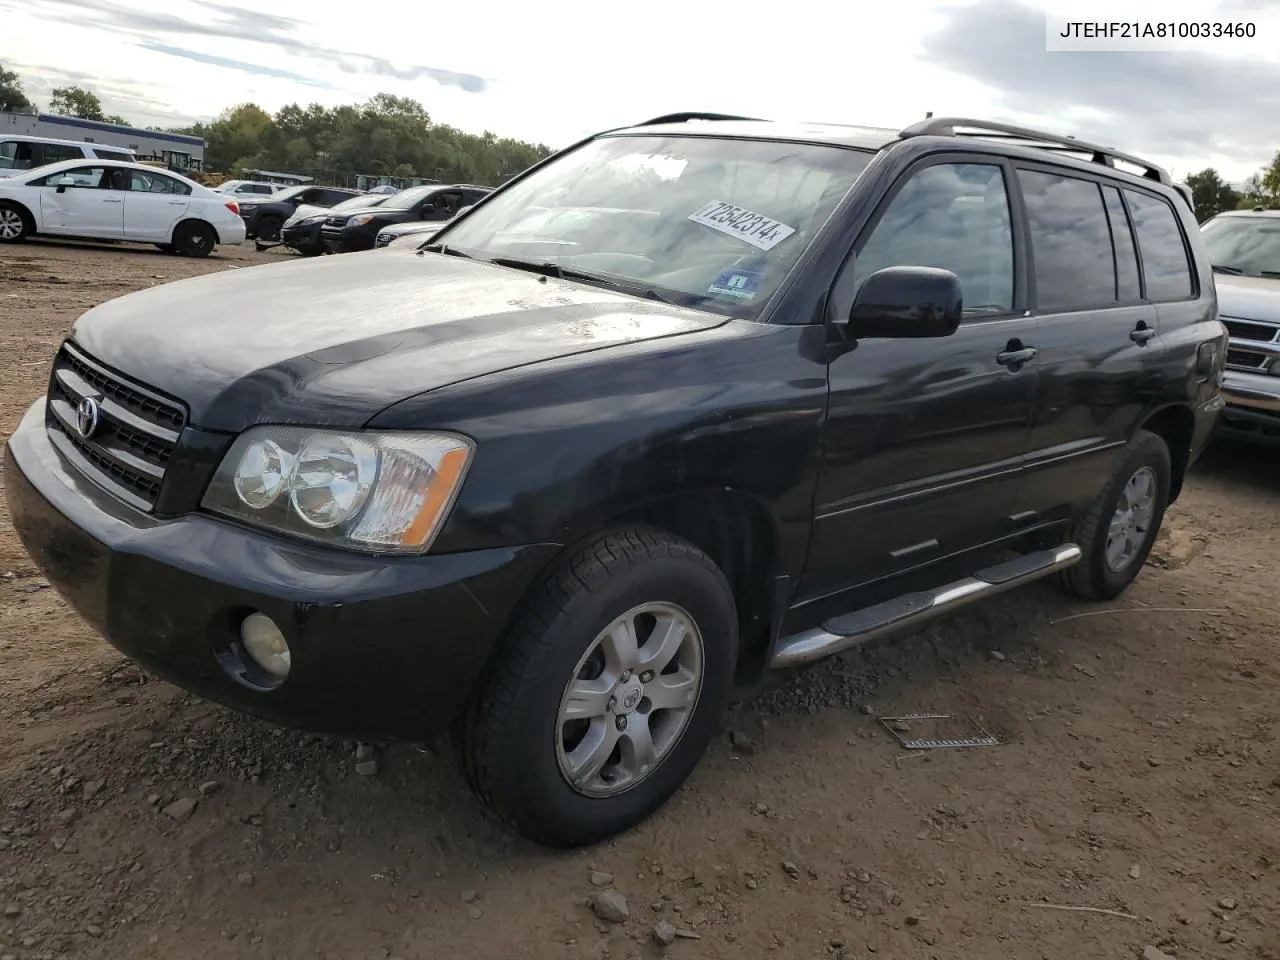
xmin=214 ymin=179 xmax=280 ymax=197
xmin=0 ymin=159 xmax=246 ymax=257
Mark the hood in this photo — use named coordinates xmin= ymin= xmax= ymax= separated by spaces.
xmin=1215 ymin=273 xmax=1280 ymax=325
xmin=70 ymin=251 xmax=728 ymax=433
xmin=286 ymin=202 xmax=329 ymax=223
xmin=378 ymin=221 xmax=441 ymax=237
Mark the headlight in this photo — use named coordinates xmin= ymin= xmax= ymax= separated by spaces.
xmin=202 ymin=426 xmax=474 ymax=554
xmin=347 ymin=214 xmax=375 ymax=226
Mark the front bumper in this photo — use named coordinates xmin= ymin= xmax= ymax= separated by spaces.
xmin=4 ymin=399 xmax=560 ymax=741
xmin=321 ymin=224 xmax=377 ymax=253
xmin=1219 ymin=369 xmax=1280 ymax=446
xmin=281 ymin=220 xmax=324 ymax=252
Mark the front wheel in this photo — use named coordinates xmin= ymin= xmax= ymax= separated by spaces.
xmin=1056 ymin=428 xmax=1171 ymax=600
xmin=0 ymin=202 xmax=31 ymax=243
xmin=458 ymin=529 xmax=738 ymax=847
xmin=256 ymin=215 xmax=282 ymax=243
xmin=173 ymin=221 xmax=216 ymax=258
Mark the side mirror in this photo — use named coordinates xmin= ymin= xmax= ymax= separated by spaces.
xmin=55 ymin=175 xmax=77 ymax=193
xmin=847 ymin=266 xmax=963 ymax=339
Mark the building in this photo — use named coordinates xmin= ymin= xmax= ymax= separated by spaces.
xmin=241 ymin=168 xmax=312 ymax=187
xmin=0 ymin=110 xmax=206 ymax=171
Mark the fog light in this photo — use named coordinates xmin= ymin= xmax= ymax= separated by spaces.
xmin=240 ymin=612 xmax=291 ymax=679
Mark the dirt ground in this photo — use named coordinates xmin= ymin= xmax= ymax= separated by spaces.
xmin=0 ymin=238 xmax=1277 ymax=960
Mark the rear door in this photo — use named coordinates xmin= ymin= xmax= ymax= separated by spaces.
xmin=36 ymin=166 xmax=124 ymax=237
xmin=121 ymin=169 xmax=192 ymax=241
xmin=1012 ymin=167 xmax=1168 ymax=525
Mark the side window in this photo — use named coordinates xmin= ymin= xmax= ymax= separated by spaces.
xmin=1017 ymin=170 xmax=1115 ymax=312
xmin=1124 ymin=190 xmax=1193 ymax=301
xmin=854 ymin=162 xmax=1014 ymax=316
xmin=0 ymin=141 xmax=18 ymax=170
xmin=31 ymin=166 xmax=104 ymax=188
xmin=1101 ymin=186 xmax=1141 ymax=301
xmin=127 ymin=171 xmax=191 ymax=195
xmin=251 ymin=184 xmax=273 ymax=194
xmin=42 ymin=144 xmax=85 ymax=164
xmin=93 ymin=149 xmax=132 ymax=162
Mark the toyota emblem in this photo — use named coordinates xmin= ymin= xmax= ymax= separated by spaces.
xmin=75 ymin=397 xmax=100 ymax=440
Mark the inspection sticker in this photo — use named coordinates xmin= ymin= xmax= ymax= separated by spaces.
xmin=708 ymin=267 xmax=763 ymax=300
xmin=688 ymin=200 xmax=796 ymax=251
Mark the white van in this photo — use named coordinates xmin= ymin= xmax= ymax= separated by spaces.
xmin=0 ymin=136 xmax=137 ymax=176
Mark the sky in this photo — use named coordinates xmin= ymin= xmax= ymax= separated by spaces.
xmin=2 ymin=0 xmax=1280 ymax=182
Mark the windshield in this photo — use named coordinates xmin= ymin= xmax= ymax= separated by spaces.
xmin=332 ymin=194 xmax=387 ymax=213
xmin=437 ymin=134 xmax=873 ymax=317
xmin=1201 ymin=215 xmax=1280 ymax=278
xmin=381 ymin=185 xmax=435 ymax=210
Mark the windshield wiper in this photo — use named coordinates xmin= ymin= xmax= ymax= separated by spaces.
xmin=420 ymin=242 xmax=472 ymax=259
xmin=1212 ymin=264 xmax=1244 ymax=275
xmin=485 ymin=256 xmax=681 ymax=305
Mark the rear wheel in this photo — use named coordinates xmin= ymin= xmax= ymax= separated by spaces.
xmin=0 ymin=202 xmax=31 ymax=243
xmin=458 ymin=528 xmax=738 ymax=847
xmin=1056 ymin=429 xmax=1171 ymax=600
xmin=173 ymin=221 xmax=216 ymax=258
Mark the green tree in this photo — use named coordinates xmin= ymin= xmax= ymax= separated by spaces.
xmin=1238 ymin=173 xmax=1268 ymax=209
xmin=1184 ymin=168 xmax=1240 ymax=221
xmin=103 ymin=114 xmax=130 ymax=126
xmin=0 ymin=63 xmax=31 ymax=112
xmin=48 ymin=85 xmax=106 ymax=120
xmin=1261 ymin=150 xmax=1280 ymax=206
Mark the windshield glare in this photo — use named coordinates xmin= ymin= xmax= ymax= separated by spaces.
xmin=332 ymin=194 xmax=386 ymax=213
xmin=1201 ymin=216 xmax=1280 ymax=278
xmin=438 ymin=134 xmax=872 ymax=317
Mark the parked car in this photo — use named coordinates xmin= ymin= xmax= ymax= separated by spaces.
xmin=373 ymin=209 xmax=471 ymax=249
xmin=282 ymin=194 xmax=389 ymax=256
xmin=214 ymin=180 xmax=280 ymax=198
xmin=0 ymin=158 xmax=246 ymax=256
xmin=238 ymin=184 xmax=365 ymax=242
xmin=1199 ymin=208 xmax=1280 ymax=445
xmin=321 ymin=184 xmax=490 ymax=253
xmin=0 ymin=135 xmax=135 ymax=176
xmin=4 ymin=113 xmax=1225 ymax=849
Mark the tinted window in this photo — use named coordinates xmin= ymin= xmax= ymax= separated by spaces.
xmin=1017 ymin=170 xmax=1115 ymax=311
xmin=41 ymin=143 xmax=85 ymax=164
xmin=1102 ymin=186 xmax=1141 ymax=301
xmin=854 ymin=162 xmax=1014 ymax=316
xmin=92 ymin=148 xmax=133 ymax=162
xmin=1125 ymin=190 xmax=1193 ymax=301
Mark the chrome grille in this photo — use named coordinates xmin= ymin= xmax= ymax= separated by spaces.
xmin=45 ymin=343 xmax=185 ymax=511
xmin=1221 ymin=314 xmax=1279 ymax=373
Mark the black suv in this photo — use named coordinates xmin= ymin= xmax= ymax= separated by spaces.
xmin=238 ymin=184 xmax=365 ymax=242
xmin=4 ymin=114 xmax=1226 ymax=848
xmin=320 ymin=184 xmax=492 ymax=253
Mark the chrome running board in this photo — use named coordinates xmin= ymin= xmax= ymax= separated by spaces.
xmin=769 ymin=544 xmax=1082 ymax=669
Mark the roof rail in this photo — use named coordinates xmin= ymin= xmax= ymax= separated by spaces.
xmin=637 ymin=112 xmax=763 ymax=126
xmin=898 ymin=116 xmax=1172 ymax=185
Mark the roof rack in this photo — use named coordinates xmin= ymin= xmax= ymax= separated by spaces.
xmin=638 ymin=112 xmax=763 ymax=126
xmin=897 ymin=116 xmax=1172 ymax=185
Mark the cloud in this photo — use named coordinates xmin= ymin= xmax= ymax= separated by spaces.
xmin=921 ymin=0 xmax=1280 ymax=172
xmin=22 ymin=0 xmax=488 ymax=93
xmin=137 ymin=42 xmax=337 ymax=88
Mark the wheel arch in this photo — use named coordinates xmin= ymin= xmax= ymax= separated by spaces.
xmin=1138 ymin=402 xmax=1195 ymax=503
xmin=0 ymin=198 xmax=37 ymax=233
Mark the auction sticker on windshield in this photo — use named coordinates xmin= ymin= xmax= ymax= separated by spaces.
xmin=688 ymin=200 xmax=796 ymax=251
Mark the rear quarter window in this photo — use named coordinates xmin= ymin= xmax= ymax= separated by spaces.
xmin=1017 ymin=169 xmax=1116 ymax=312
xmin=1123 ymin=190 xmax=1194 ymax=301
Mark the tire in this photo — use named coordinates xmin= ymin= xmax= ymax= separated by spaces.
xmin=172 ymin=221 xmax=216 ymax=258
xmin=1056 ymin=429 xmax=1171 ymax=601
xmin=256 ymin=215 xmax=282 ymax=243
xmin=0 ymin=202 xmax=32 ymax=243
xmin=458 ymin=528 xmax=738 ymax=848
xmin=154 ymin=243 xmax=174 ymax=253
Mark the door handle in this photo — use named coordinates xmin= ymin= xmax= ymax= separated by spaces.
xmin=996 ymin=344 xmax=1037 ymax=367
xmin=102 ymin=197 xmax=123 ymax=203
xmin=1130 ymin=322 xmax=1155 ymax=345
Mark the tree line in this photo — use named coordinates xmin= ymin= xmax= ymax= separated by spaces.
xmin=0 ymin=64 xmax=553 ymax=187
xmin=1186 ymin=160 xmax=1280 ymax=221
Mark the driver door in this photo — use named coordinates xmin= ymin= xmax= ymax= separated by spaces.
xmin=38 ymin=166 xmax=124 ymax=238
xmin=799 ymin=156 xmax=1039 ymax=603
